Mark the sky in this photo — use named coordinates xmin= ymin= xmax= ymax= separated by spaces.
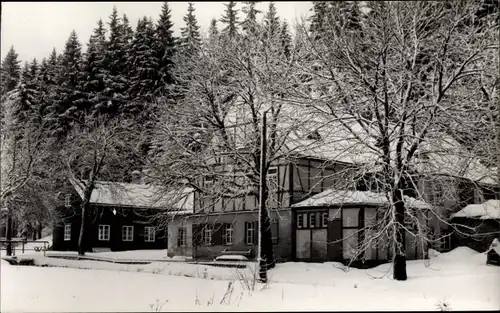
xmin=1 ymin=1 xmax=313 ymax=64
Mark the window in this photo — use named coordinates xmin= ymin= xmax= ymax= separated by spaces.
xmin=309 ymin=213 xmax=316 ymax=228
xmin=223 ymin=223 xmax=233 ymax=245
xmin=297 ymin=211 xmax=328 ymax=229
xmin=122 ymin=226 xmax=134 ymax=242
xmin=245 ymin=221 xmax=256 ymax=245
xmin=267 ymin=167 xmax=278 ymax=208
xmin=64 ymin=224 xmax=71 ymax=241
xmin=203 ymin=224 xmax=212 ymax=245
xmin=322 ymin=212 xmax=329 ymax=228
xmin=343 ymin=208 xmax=360 ymax=227
xmin=144 ymin=227 xmax=155 ymax=242
xmin=177 ymin=227 xmax=186 ymax=247
xmin=204 ymin=177 xmax=214 ymax=189
xmin=64 ymin=194 xmax=72 ymax=208
xmin=98 ymin=225 xmax=110 ymax=241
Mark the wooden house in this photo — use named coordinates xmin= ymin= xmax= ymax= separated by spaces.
xmin=52 ymin=178 xmax=193 ymax=252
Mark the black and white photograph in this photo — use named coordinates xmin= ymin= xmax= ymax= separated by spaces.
xmin=1 ymin=1 xmax=499 ymax=311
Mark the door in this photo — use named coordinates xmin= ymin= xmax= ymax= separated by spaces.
xmin=296 ymin=229 xmax=311 ymax=259
xmin=311 ymin=229 xmax=327 ymax=260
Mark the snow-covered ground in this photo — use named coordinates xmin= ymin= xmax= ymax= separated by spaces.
xmin=1 ymin=247 xmax=499 ymax=312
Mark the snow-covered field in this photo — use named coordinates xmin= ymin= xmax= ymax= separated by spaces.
xmin=1 ymin=247 xmax=499 ymax=312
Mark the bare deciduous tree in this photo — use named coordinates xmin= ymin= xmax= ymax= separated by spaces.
xmin=292 ymin=0 xmax=499 ymax=280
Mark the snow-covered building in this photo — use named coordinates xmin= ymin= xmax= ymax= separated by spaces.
xmin=52 ymin=176 xmax=193 ymax=252
xmin=162 ymin=104 xmax=499 ymax=264
xmin=450 ymin=200 xmax=500 ymax=252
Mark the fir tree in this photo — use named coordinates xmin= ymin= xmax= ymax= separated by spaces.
xmin=55 ymin=30 xmax=84 ymax=133
xmin=155 ymin=2 xmax=177 ymax=93
xmin=208 ymin=18 xmax=219 ymax=41
xmin=12 ymin=60 xmax=39 ymax=123
xmin=264 ymin=1 xmax=280 ymax=40
xmin=309 ymin=1 xmax=329 ymax=39
xmin=81 ymin=19 xmax=108 ymax=114
xmin=220 ymin=1 xmax=240 ymax=38
xmin=180 ymin=2 xmax=202 ymax=55
xmin=280 ymin=20 xmax=292 ymax=59
xmin=1 ymin=46 xmax=22 ymax=95
xmin=103 ymin=6 xmax=129 ymax=113
xmin=241 ymin=1 xmax=261 ymax=36
xmin=128 ymin=17 xmax=160 ymax=103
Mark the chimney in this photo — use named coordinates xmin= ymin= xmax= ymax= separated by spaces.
xmin=131 ymin=170 xmax=142 ymax=184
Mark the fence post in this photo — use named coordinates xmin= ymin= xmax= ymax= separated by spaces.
xmin=22 ymin=241 xmax=25 ymax=254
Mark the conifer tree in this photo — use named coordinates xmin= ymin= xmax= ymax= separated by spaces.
xmin=128 ymin=17 xmax=160 ymax=103
xmin=180 ymin=2 xmax=202 ymax=55
xmin=309 ymin=1 xmax=329 ymax=39
xmin=241 ymin=1 xmax=261 ymax=36
xmin=155 ymin=2 xmax=177 ymax=94
xmin=1 ymin=46 xmax=22 ymax=96
xmin=82 ymin=19 xmax=107 ymax=115
xmin=54 ymin=30 xmax=84 ymax=134
xmin=280 ymin=20 xmax=292 ymax=59
xmin=103 ymin=6 xmax=129 ymax=114
xmin=264 ymin=1 xmax=280 ymax=40
xmin=208 ymin=18 xmax=219 ymax=42
xmin=220 ymin=1 xmax=240 ymax=38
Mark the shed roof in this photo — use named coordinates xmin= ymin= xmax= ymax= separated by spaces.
xmin=291 ymin=189 xmax=431 ymax=209
xmin=450 ymin=200 xmax=500 ymax=220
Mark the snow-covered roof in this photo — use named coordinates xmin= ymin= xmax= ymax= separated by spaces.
xmin=292 ymin=189 xmax=431 ymax=209
xmin=70 ymin=179 xmax=194 ymax=213
xmin=450 ymin=200 xmax=500 ymax=220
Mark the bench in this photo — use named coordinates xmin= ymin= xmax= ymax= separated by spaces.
xmin=220 ymin=248 xmax=254 ymax=258
xmin=92 ymin=247 xmax=111 ymax=253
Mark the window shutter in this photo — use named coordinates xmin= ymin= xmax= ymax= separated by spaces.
xmin=271 ymin=221 xmax=279 ymax=244
xmin=212 ymin=223 xmax=223 ymax=245
xmin=253 ymin=221 xmax=259 ymax=245
xmin=192 ymin=224 xmax=202 ymax=246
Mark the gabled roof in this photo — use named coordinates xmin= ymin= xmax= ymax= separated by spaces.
xmin=291 ymin=189 xmax=431 ymax=209
xmin=69 ymin=179 xmax=194 ymax=214
xmin=450 ymin=200 xmax=500 ymax=220
xmin=222 ymin=102 xmax=497 ymax=185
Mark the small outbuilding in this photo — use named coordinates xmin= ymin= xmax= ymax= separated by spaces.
xmin=450 ymin=199 xmax=500 ymax=253
xmin=291 ymin=189 xmax=431 ymax=265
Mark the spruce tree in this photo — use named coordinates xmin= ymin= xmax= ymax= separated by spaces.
xmin=81 ymin=20 xmax=107 ymax=115
xmin=280 ymin=20 xmax=292 ymax=59
xmin=208 ymin=18 xmax=219 ymax=41
xmin=264 ymin=1 xmax=280 ymax=40
xmin=180 ymin=2 xmax=202 ymax=55
xmin=1 ymin=46 xmax=22 ymax=96
xmin=103 ymin=6 xmax=129 ymax=114
xmin=155 ymin=2 xmax=177 ymax=94
xmin=220 ymin=1 xmax=240 ymax=38
xmin=241 ymin=1 xmax=261 ymax=36
xmin=309 ymin=1 xmax=329 ymax=39
xmin=11 ymin=59 xmax=39 ymax=124
xmin=55 ymin=30 xmax=84 ymax=133
xmin=128 ymin=17 xmax=160 ymax=103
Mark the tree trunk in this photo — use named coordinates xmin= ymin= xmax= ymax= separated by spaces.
xmin=262 ymin=208 xmax=275 ymax=269
xmin=6 ymin=208 xmax=13 ymax=256
xmin=77 ymin=203 xmax=87 ymax=256
xmin=37 ymin=223 xmax=42 ymax=239
xmin=392 ymin=189 xmax=407 ymax=281
xmin=78 ymin=184 xmax=94 ymax=256
xmin=32 ymin=224 xmax=37 ymax=240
